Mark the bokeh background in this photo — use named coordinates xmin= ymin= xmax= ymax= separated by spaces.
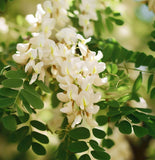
xmin=0 ymin=0 xmax=155 ymax=160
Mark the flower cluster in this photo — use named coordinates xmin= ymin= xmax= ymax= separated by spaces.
xmin=13 ymin=0 xmax=107 ymax=128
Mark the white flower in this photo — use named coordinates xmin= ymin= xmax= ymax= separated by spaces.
xmin=41 ymin=17 xmax=55 ymax=37
xmin=12 ymin=53 xmax=29 ymax=65
xmin=35 ymin=4 xmax=45 ymax=23
xmin=56 ymin=27 xmax=77 ymax=45
xmin=43 ymin=1 xmax=53 ymax=15
xmin=0 ymin=17 xmax=9 ymax=34
xmin=16 ymin=43 xmax=30 ymax=53
xmin=71 ymin=114 xmax=82 ymax=128
xmin=60 ymin=101 xmax=73 ymax=114
xmin=57 ymin=92 xmax=69 ymax=102
xmin=67 ymin=84 xmax=79 ymax=100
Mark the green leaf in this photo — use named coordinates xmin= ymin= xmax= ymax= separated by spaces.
xmin=145 ymin=121 xmax=155 ymax=138
xmin=108 ymin=100 xmax=120 ymax=108
xmin=107 ymin=127 xmax=113 ymax=136
xmin=79 ymin=154 xmax=91 ymax=160
xmin=133 ymin=125 xmax=148 ymax=137
xmin=147 ymin=74 xmax=153 ymax=93
xmin=148 ymin=41 xmax=155 ymax=51
xmin=96 ymin=115 xmax=108 ymax=126
xmin=120 ymin=106 xmax=135 ymax=115
xmin=136 ymin=108 xmax=152 ymax=113
xmin=23 ymin=81 xmax=40 ymax=98
xmin=151 ymin=30 xmax=155 ymax=38
xmin=5 ymin=70 xmax=26 ymax=79
xmin=17 ymin=135 xmax=32 ymax=152
xmin=30 ymin=120 xmax=47 ymax=131
xmin=96 ymin=101 xmax=108 ymax=110
xmin=150 ymin=87 xmax=155 ymax=99
xmin=16 ymin=104 xmax=24 ymax=117
xmin=135 ymin=53 xmax=146 ymax=68
xmin=20 ymin=94 xmax=34 ymax=114
xmin=132 ymin=72 xmax=142 ymax=93
xmin=106 ymin=64 xmax=118 ymax=74
xmin=0 ymin=0 xmax=6 ymax=12
xmin=0 ymin=88 xmax=18 ymax=98
xmin=69 ymin=127 xmax=90 ymax=139
xmin=32 ymin=142 xmax=46 ymax=155
xmin=10 ymin=126 xmax=29 ymax=142
xmin=18 ymin=114 xmax=29 ymax=124
xmin=32 ymin=131 xmax=49 ymax=144
xmin=68 ymin=141 xmax=89 ymax=153
xmin=127 ymin=114 xmax=140 ymax=124
xmin=36 ymin=80 xmax=50 ymax=93
xmin=92 ymin=128 xmax=106 ymax=139
xmin=114 ymin=19 xmax=124 ymax=25
xmin=118 ymin=120 xmax=132 ymax=134
xmin=102 ymin=139 xmax=115 ymax=149
xmin=91 ymin=151 xmax=111 ymax=160
xmin=2 ymin=115 xmax=17 ymax=131
xmin=0 ymin=98 xmax=15 ymax=108
xmin=107 ymin=107 xmax=120 ymax=117
xmin=51 ymin=91 xmax=60 ymax=108
xmin=106 ymin=18 xmax=113 ymax=32
xmin=133 ymin=111 xmax=150 ymax=122
xmin=94 ymin=10 xmax=104 ymax=37
xmin=21 ymin=89 xmax=44 ymax=109
xmin=2 ymin=79 xmax=23 ymax=88
xmin=89 ymin=140 xmax=105 ymax=152
xmin=105 ymin=7 xmax=112 ymax=14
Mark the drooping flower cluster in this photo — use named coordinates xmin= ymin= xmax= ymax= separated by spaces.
xmin=13 ymin=0 xmax=107 ymax=128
